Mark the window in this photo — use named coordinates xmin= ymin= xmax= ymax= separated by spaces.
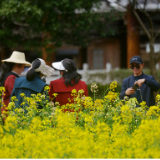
xmin=92 ymin=49 xmax=104 ymax=69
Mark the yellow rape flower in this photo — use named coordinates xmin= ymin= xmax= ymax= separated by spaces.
xmin=53 ymin=93 xmax=58 ymax=97
xmin=20 ymin=93 xmax=25 ymax=97
xmin=109 ymin=81 xmax=118 ymax=91
xmin=44 ymin=86 xmax=50 ymax=91
xmin=11 ymin=96 xmax=18 ymax=102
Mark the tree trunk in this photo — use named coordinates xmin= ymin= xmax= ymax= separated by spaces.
xmin=42 ymin=45 xmax=55 ymax=67
xmin=127 ymin=5 xmax=140 ymax=68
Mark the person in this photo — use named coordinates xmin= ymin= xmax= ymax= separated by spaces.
xmin=120 ymin=55 xmax=160 ymax=107
xmin=0 ymin=51 xmax=31 ymax=118
xmin=10 ymin=58 xmax=54 ymax=109
xmin=49 ymin=58 xmax=88 ymax=108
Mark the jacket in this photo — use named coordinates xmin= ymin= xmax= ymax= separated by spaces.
xmin=11 ymin=74 xmax=48 ymax=109
xmin=1 ymin=73 xmax=19 ymax=119
xmin=49 ymin=78 xmax=88 ymax=106
xmin=120 ymin=72 xmax=160 ymax=106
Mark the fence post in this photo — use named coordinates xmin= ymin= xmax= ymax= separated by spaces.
xmin=106 ymin=63 xmax=112 ymax=84
xmin=156 ymin=63 xmax=159 ymax=70
xmin=106 ymin=63 xmax=112 ymax=72
xmin=82 ymin=63 xmax=89 ymax=83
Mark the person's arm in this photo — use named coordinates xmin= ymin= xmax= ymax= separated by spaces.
xmin=135 ymin=76 xmax=160 ymax=92
xmin=5 ymin=75 xmax=16 ymax=95
xmin=144 ymin=76 xmax=160 ymax=92
xmin=120 ymin=79 xmax=135 ymax=99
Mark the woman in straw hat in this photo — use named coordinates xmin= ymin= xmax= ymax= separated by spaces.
xmin=49 ymin=58 xmax=88 ymax=111
xmin=0 ymin=51 xmax=31 ymax=119
xmin=10 ymin=58 xmax=54 ymax=110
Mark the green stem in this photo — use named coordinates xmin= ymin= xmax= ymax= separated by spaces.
xmin=93 ymin=91 xmax=96 ymax=104
xmin=0 ymin=102 xmax=4 ymax=125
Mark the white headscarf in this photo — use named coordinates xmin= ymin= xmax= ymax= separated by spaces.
xmin=29 ymin=58 xmax=54 ymax=77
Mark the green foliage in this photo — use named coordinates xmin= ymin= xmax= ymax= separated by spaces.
xmin=0 ymin=0 xmax=118 ymax=49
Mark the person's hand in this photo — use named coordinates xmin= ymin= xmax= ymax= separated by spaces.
xmin=125 ymin=88 xmax=135 ymax=95
xmin=134 ymin=79 xmax=145 ymax=87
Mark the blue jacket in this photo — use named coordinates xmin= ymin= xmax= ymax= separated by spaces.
xmin=120 ymin=72 xmax=160 ymax=106
xmin=11 ymin=74 xmax=48 ymax=109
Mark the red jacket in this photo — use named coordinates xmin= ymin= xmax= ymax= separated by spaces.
xmin=2 ymin=75 xmax=17 ymax=115
xmin=49 ymin=78 xmax=88 ymax=106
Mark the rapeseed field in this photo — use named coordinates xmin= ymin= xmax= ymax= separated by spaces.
xmin=0 ymin=81 xmax=160 ymax=158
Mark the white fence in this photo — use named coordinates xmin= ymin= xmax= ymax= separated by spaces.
xmin=21 ymin=63 xmax=120 ymax=85
xmin=46 ymin=63 xmax=114 ymax=85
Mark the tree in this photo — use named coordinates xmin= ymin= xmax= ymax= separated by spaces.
xmin=106 ymin=0 xmax=160 ymax=79
xmin=0 ymin=0 xmax=117 ymax=57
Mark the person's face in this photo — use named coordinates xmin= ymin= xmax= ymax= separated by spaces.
xmin=18 ymin=64 xmax=25 ymax=75
xmin=59 ymin=70 xmax=64 ymax=76
xmin=130 ymin=63 xmax=144 ymax=76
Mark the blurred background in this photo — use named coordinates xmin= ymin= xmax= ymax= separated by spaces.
xmin=1 ymin=0 xmax=160 ymax=85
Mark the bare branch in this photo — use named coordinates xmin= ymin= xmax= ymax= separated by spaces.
xmin=154 ymin=51 xmax=160 ymax=63
xmin=142 ymin=10 xmax=154 ymax=38
xmin=150 ymin=0 xmax=160 ymax=16
xmin=154 ymin=29 xmax=160 ymax=40
xmin=143 ymin=0 xmax=147 ymax=11
xmin=132 ymin=7 xmax=151 ymax=39
xmin=134 ymin=0 xmax=143 ymax=10
xmin=104 ymin=0 xmax=127 ymax=9
xmin=133 ymin=0 xmax=154 ymax=39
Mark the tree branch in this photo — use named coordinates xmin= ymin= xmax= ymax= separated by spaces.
xmin=141 ymin=9 xmax=154 ymax=38
xmin=143 ymin=0 xmax=147 ymax=11
xmin=104 ymin=0 xmax=127 ymax=10
xmin=132 ymin=9 xmax=151 ymax=39
xmin=150 ymin=0 xmax=160 ymax=16
xmin=154 ymin=51 xmax=160 ymax=63
xmin=133 ymin=0 xmax=154 ymax=39
xmin=154 ymin=29 xmax=160 ymax=41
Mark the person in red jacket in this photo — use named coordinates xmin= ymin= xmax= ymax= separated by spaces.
xmin=49 ymin=58 xmax=88 ymax=110
xmin=0 ymin=51 xmax=31 ymax=120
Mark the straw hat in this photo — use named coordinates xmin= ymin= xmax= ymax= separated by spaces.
xmin=2 ymin=51 xmax=31 ymax=66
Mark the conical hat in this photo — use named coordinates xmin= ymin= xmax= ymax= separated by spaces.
xmin=2 ymin=51 xmax=31 ymax=66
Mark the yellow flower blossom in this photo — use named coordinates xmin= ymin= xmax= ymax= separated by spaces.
xmin=1 ymin=81 xmax=160 ymax=158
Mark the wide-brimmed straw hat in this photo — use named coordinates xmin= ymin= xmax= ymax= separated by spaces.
xmin=2 ymin=51 xmax=31 ymax=66
xmin=30 ymin=58 xmax=55 ymax=77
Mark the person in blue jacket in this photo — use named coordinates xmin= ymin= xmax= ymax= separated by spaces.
xmin=120 ymin=55 xmax=160 ymax=107
xmin=10 ymin=58 xmax=54 ymax=109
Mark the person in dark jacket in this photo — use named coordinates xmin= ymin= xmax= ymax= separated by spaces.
xmin=120 ymin=55 xmax=160 ymax=107
xmin=11 ymin=58 xmax=54 ymax=109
